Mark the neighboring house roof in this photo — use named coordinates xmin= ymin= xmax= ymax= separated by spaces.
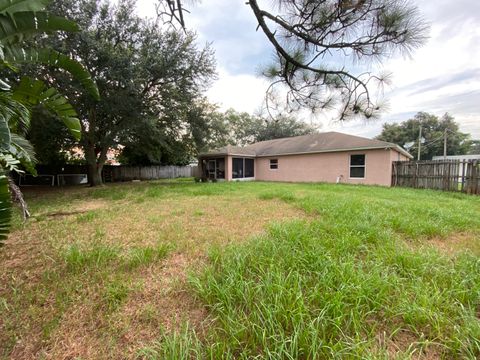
xmin=432 ymin=154 xmax=480 ymax=161
xmin=200 ymin=132 xmax=413 ymax=159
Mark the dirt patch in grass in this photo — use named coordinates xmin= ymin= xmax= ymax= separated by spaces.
xmin=38 ymin=199 xmax=108 ymax=218
xmin=376 ymin=330 xmax=442 ymax=359
xmin=0 ymin=227 xmax=53 ymax=281
xmin=99 ymin=196 xmax=306 ymax=250
xmin=32 ymin=253 xmax=208 ymax=359
xmin=424 ymin=232 xmax=479 ymax=256
xmin=0 ymin=189 xmax=307 ymax=359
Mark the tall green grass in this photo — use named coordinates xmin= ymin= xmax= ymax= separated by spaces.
xmin=141 ymin=182 xmax=480 ymax=359
xmin=63 ymin=242 xmax=172 ymax=272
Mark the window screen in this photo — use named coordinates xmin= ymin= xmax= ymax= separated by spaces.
xmin=216 ymin=158 xmax=225 ymax=179
xmin=232 ymin=158 xmax=244 ymax=179
xmin=245 ymin=158 xmax=254 ymax=177
xmin=270 ymin=159 xmax=278 ymax=169
xmin=350 ymin=154 xmax=365 ymax=178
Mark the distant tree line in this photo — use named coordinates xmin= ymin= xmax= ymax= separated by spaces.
xmin=376 ymin=112 xmax=475 ymax=160
xmin=11 ymin=0 xmax=475 ymax=186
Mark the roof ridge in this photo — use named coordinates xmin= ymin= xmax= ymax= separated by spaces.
xmin=199 ymin=131 xmax=412 ymax=159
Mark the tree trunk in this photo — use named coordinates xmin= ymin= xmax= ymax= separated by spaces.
xmin=84 ymin=106 xmax=109 ymax=187
xmin=83 ymin=106 xmax=101 ymax=187
xmin=85 ymin=131 xmax=104 ymax=187
xmin=87 ymin=162 xmax=103 ymax=186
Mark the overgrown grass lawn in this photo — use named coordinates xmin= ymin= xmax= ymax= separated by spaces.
xmin=1 ymin=180 xmax=479 ymax=359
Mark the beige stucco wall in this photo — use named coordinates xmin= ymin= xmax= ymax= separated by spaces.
xmin=390 ymin=149 xmax=410 ymax=163
xmin=254 ymin=149 xmax=403 ymax=186
xmin=225 ymin=155 xmax=232 ymax=181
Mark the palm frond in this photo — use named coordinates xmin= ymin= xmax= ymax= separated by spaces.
xmin=0 ymin=90 xmax=30 ymax=134
xmin=0 ymin=0 xmax=51 ymax=14
xmin=5 ymin=47 xmax=100 ymax=100
xmin=0 ymin=11 xmax=78 ymax=44
xmin=0 ymin=115 xmax=10 ymax=151
xmin=0 ymin=152 xmax=21 ymax=171
xmin=0 ymin=90 xmax=32 ymax=155
xmin=12 ymin=76 xmax=81 ymax=140
xmin=9 ymin=132 xmax=36 ymax=173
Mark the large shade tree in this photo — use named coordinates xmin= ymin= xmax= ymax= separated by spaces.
xmin=158 ymin=0 xmax=428 ymax=120
xmin=29 ymin=0 xmax=215 ymax=185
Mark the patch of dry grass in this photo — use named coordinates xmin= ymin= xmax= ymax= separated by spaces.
xmin=403 ymin=231 xmax=480 ymax=258
xmin=0 ymin=181 xmax=305 ymax=359
xmin=425 ymin=232 xmax=480 ymax=256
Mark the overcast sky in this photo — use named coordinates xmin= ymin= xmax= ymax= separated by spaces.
xmin=136 ymin=0 xmax=480 ymax=139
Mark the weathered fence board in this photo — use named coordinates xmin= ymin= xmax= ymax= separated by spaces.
xmin=392 ymin=160 xmax=479 ymax=194
xmin=103 ymin=165 xmax=196 ymax=182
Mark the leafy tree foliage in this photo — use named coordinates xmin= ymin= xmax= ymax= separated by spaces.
xmin=468 ymin=140 xmax=480 ymax=155
xmin=159 ymin=0 xmax=428 ymax=120
xmin=0 ymin=0 xmax=98 ymax=239
xmin=199 ymin=108 xmax=317 ymax=150
xmin=32 ymin=0 xmax=216 ymax=185
xmin=376 ymin=112 xmax=471 ymax=160
xmin=27 ymin=107 xmax=76 ymax=167
xmin=120 ymin=104 xmax=317 ymax=164
xmin=254 ymin=115 xmax=318 ymax=142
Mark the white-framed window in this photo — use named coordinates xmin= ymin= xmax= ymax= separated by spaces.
xmin=350 ymin=154 xmax=365 ymax=178
xmin=269 ymin=158 xmax=278 ymax=170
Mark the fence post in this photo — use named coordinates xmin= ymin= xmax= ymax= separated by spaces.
xmin=413 ymin=163 xmax=417 ymax=188
xmin=474 ymin=160 xmax=479 ymax=194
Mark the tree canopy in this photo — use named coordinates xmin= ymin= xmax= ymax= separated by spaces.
xmin=195 ymin=108 xmax=318 ymax=151
xmin=468 ymin=140 xmax=480 ymax=155
xmin=29 ymin=0 xmax=216 ymax=185
xmin=376 ymin=112 xmax=471 ymax=160
xmin=119 ymin=106 xmax=318 ymax=165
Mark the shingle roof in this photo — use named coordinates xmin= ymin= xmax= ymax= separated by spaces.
xmin=200 ymin=132 xmax=412 ymax=158
xmin=200 ymin=144 xmax=256 ymax=157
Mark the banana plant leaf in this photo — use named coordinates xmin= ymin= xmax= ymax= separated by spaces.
xmin=0 ymin=11 xmax=78 ymax=44
xmin=0 ymin=0 xmax=52 ymax=14
xmin=13 ymin=76 xmax=81 ymax=140
xmin=4 ymin=47 xmax=99 ymax=100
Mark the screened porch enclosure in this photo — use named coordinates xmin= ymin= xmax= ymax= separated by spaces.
xmin=232 ymin=157 xmax=254 ymax=179
xmin=201 ymin=157 xmax=225 ymax=180
xmin=198 ymin=156 xmax=255 ymax=181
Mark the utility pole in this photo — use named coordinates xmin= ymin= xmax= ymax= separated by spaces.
xmin=417 ymin=125 xmax=422 ymax=161
xmin=443 ymin=128 xmax=447 ymax=160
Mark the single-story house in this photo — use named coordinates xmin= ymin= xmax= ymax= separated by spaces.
xmin=198 ymin=131 xmax=412 ymax=186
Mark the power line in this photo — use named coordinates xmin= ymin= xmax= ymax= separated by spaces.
xmin=409 ymin=132 xmax=446 ymax=150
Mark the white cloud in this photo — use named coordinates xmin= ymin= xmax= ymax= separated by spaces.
xmin=207 ymin=68 xmax=269 ymax=113
xmin=134 ymin=0 xmax=480 ymax=139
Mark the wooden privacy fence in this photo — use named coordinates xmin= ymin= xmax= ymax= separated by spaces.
xmin=103 ymin=165 xmax=197 ymax=182
xmin=392 ymin=160 xmax=480 ymax=194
